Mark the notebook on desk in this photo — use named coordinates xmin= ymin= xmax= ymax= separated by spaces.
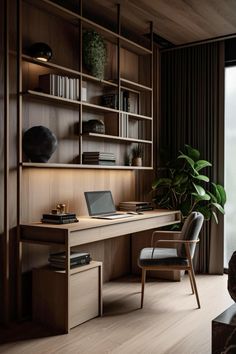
xmin=84 ymin=191 xmax=133 ymax=219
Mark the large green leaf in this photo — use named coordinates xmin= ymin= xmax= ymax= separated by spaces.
xmin=207 ymin=191 xmax=218 ymax=203
xmin=193 ymin=174 xmax=209 ymax=182
xmin=177 ymin=154 xmax=195 ymax=168
xmin=152 ymin=178 xmax=172 ymax=190
xmin=192 ymin=183 xmax=206 ymax=196
xmin=212 ymin=211 xmax=218 ymax=224
xmin=217 ymin=184 xmax=227 ymax=205
xmin=191 ymin=192 xmax=210 ymax=201
xmin=212 ymin=183 xmax=222 ymax=204
xmin=185 ymin=144 xmax=200 ymax=161
xmin=194 ymin=160 xmax=212 ymax=171
xmin=212 ymin=202 xmax=225 ymax=214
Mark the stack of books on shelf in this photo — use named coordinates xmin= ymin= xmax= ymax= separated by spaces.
xmin=48 ymin=251 xmax=91 ymax=269
xmin=41 ymin=213 xmax=78 ymax=224
xmin=119 ymin=201 xmax=154 ymax=212
xmin=82 ymin=152 xmax=116 ymax=165
xmin=101 ymin=91 xmax=130 ymax=111
xmin=39 ymin=74 xmax=80 ymax=100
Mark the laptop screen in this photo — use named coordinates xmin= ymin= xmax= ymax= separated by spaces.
xmin=84 ymin=191 xmax=116 ymax=216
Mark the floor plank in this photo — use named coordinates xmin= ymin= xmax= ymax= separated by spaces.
xmin=0 ymin=275 xmax=233 ymax=354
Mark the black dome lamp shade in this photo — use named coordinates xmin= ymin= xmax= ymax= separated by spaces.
xmin=29 ymin=42 xmax=52 ymax=62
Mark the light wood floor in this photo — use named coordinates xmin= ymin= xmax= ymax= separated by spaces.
xmin=0 ymin=274 xmax=233 ymax=354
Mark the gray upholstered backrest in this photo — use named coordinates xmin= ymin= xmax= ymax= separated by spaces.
xmin=180 ymin=212 xmax=204 ymax=258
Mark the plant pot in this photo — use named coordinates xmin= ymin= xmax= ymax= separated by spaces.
xmin=132 ymin=157 xmax=142 ymax=166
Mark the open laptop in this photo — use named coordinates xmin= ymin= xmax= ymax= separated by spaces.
xmin=84 ymin=191 xmax=133 ymax=219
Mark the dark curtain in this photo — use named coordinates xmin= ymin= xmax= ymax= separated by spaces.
xmin=160 ymin=41 xmax=225 ymax=274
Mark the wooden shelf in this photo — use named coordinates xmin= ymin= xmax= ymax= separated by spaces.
xmin=121 ymin=78 xmax=152 ymax=92
xmin=84 ymin=132 xmax=152 ymax=144
xmin=21 ymin=162 xmax=153 ymax=170
xmin=119 ymin=36 xmax=152 ymax=55
xmin=22 ymin=54 xmax=118 ymax=88
xmin=22 ymin=54 xmax=81 ymax=77
xmin=23 ymin=90 xmax=119 ymax=114
xmin=82 ymin=101 xmax=119 ymax=114
xmin=121 ymin=112 xmax=152 ymax=121
xmin=23 ymin=90 xmax=82 ymax=107
xmin=80 ymin=73 xmax=117 ymax=88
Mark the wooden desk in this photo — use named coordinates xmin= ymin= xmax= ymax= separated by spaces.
xmin=20 ymin=210 xmax=180 ymax=332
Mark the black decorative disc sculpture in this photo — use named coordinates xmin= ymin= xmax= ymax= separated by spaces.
xmin=23 ymin=126 xmax=57 ymax=162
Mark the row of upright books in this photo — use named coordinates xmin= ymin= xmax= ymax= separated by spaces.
xmin=39 ymin=74 xmax=80 ymax=100
xmin=119 ymin=201 xmax=153 ymax=212
xmin=48 ymin=251 xmax=91 ymax=269
xmin=82 ymin=152 xmax=116 ymax=166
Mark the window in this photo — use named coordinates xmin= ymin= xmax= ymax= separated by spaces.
xmin=224 ymin=65 xmax=236 ymax=269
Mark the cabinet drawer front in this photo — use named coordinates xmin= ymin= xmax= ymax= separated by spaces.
xmin=70 ymin=267 xmax=99 ymax=328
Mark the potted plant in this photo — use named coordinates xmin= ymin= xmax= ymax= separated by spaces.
xmin=152 ymin=144 xmax=226 ymax=228
xmin=132 ymin=144 xmax=143 ymax=166
xmin=82 ymin=30 xmax=107 ymax=80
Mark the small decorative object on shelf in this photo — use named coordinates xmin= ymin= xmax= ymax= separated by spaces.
xmin=82 ymin=120 xmax=105 ymax=134
xmin=22 ymin=125 xmax=58 ymax=162
xmin=56 ymin=203 xmax=66 ymax=214
xmin=132 ymin=144 xmax=143 ymax=166
xmin=28 ymin=42 xmax=52 ymax=62
xmin=102 ymin=93 xmax=118 ymax=109
xmin=83 ymin=30 xmax=107 ymax=79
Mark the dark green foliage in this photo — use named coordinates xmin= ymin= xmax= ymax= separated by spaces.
xmin=83 ymin=30 xmax=107 ymax=80
xmin=152 ymin=145 xmax=226 ymax=224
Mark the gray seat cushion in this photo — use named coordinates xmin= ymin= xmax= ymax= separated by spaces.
xmin=139 ymin=247 xmax=188 ymax=267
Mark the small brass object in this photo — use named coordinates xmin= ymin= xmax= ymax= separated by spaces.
xmin=56 ymin=203 xmax=66 ymax=214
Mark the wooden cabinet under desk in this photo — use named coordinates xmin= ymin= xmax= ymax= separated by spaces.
xmin=20 ymin=210 xmax=181 ymax=333
xmin=33 ymin=262 xmax=103 ymax=333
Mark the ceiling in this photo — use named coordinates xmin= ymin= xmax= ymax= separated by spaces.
xmin=90 ymin=0 xmax=236 ymax=46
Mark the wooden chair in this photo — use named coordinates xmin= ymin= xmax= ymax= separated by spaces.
xmin=138 ymin=212 xmax=204 ymax=309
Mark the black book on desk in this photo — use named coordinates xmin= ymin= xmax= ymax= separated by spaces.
xmin=42 ymin=213 xmax=78 ymax=224
xmin=119 ymin=201 xmax=153 ymax=212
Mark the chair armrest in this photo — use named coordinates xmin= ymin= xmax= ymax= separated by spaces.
xmin=156 ymin=239 xmax=199 ymax=244
xmin=151 ymin=230 xmax=181 ymax=246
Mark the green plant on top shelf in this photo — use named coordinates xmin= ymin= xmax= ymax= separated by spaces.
xmin=83 ymin=30 xmax=107 ymax=80
xmin=152 ymin=144 xmax=226 ymax=227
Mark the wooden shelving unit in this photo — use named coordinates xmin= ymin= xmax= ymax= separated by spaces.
xmin=18 ymin=0 xmax=153 ymax=170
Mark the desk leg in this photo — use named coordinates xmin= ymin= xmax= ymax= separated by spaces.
xmin=65 ymin=238 xmax=70 ymax=333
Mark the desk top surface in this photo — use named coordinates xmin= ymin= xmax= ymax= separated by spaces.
xmin=21 ymin=209 xmax=180 ymax=231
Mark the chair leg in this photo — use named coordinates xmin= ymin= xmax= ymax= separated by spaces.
xmin=141 ymin=268 xmax=146 ymax=309
xmin=188 ymin=270 xmax=194 ymax=294
xmin=189 ymin=266 xmax=200 ymax=309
